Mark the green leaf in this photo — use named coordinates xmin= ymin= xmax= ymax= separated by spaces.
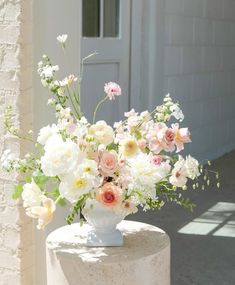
xmin=134 ymin=131 xmax=142 ymax=140
xmin=32 ymin=170 xmax=49 ymax=186
xmin=57 ymin=197 xmax=66 ymax=207
xmin=12 ymin=184 xmax=23 ymax=200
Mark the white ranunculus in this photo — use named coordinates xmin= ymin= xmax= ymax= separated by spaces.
xmin=41 ymin=134 xmax=80 ymax=177
xmin=22 ymin=179 xmax=42 ymax=208
xmin=185 ymin=155 xmax=199 ymax=179
xmin=89 ymin=121 xmax=114 ymax=145
xmin=37 ymin=124 xmax=58 ymax=145
xmin=59 ymin=172 xmax=94 ymax=204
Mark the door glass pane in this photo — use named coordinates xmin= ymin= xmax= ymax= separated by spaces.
xmin=83 ymin=0 xmax=100 ymax=37
xmin=103 ymin=0 xmax=120 ymax=37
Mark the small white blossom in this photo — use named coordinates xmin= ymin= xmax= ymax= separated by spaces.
xmin=57 ymin=34 xmax=68 ymax=44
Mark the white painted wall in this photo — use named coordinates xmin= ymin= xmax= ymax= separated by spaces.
xmin=0 ymin=0 xmax=35 ymax=284
xmin=163 ymin=0 xmax=235 ymax=160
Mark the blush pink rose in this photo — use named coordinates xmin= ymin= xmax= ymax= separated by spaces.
xmin=99 ymin=151 xmax=118 ymax=176
xmin=157 ymin=127 xmax=175 ymax=152
xmin=104 ymin=82 xmax=122 ymax=100
xmin=96 ymin=183 xmax=123 ymax=207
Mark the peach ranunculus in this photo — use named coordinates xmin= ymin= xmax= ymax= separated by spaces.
xmin=26 ymin=198 xmax=56 ymax=230
xmin=96 ymin=183 xmax=123 ymax=208
xmin=99 ymin=151 xmax=118 ymax=176
xmin=172 ymin=123 xmax=191 ymax=152
xmin=104 ymin=82 xmax=121 ymax=100
xmin=89 ymin=121 xmax=114 ymax=145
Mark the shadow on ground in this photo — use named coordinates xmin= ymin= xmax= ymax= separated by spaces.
xmin=129 ymin=151 xmax=235 ymax=285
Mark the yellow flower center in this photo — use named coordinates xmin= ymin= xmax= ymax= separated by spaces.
xmin=73 ymin=178 xmax=87 ymax=189
xmin=84 ymin=166 xmax=92 ymax=173
xmin=123 ymin=140 xmax=139 ymax=157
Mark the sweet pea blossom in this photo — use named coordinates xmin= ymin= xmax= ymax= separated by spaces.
xmin=169 ymin=157 xmax=188 ymax=187
xmin=172 ymin=123 xmax=191 ymax=152
xmin=26 ymin=198 xmax=56 ymax=230
xmin=104 ymin=82 xmax=121 ymax=100
xmin=22 ymin=179 xmax=42 ymax=208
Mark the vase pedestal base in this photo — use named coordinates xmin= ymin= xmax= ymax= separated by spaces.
xmin=87 ymin=228 xmax=123 ymax=247
xmin=46 ymin=221 xmax=170 ymax=285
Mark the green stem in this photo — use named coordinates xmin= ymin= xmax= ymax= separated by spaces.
xmin=92 ymin=96 xmax=108 ymax=124
xmin=66 ymin=86 xmax=80 ymax=119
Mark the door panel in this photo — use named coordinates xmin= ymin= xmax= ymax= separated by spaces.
xmin=81 ymin=0 xmax=131 ymax=124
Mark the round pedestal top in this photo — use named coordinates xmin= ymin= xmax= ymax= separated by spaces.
xmin=46 ymin=220 xmax=170 ymax=264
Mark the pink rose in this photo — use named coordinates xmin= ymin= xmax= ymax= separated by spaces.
xmin=104 ymin=82 xmax=122 ymax=100
xmin=99 ymin=151 xmax=118 ymax=176
xmin=158 ymin=127 xmax=175 ymax=152
xmin=96 ymin=183 xmax=123 ymax=207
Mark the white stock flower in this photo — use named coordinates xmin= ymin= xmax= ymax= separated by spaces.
xmin=0 ymin=149 xmax=17 ymax=169
xmin=22 ymin=179 xmax=42 ymax=208
xmin=57 ymin=34 xmax=68 ymax=44
xmin=40 ymin=65 xmax=59 ymax=78
xmin=170 ymin=104 xmax=184 ymax=122
xmin=185 ymin=155 xmax=199 ymax=179
xmin=41 ymin=134 xmax=80 ymax=177
xmin=37 ymin=124 xmax=58 ymax=145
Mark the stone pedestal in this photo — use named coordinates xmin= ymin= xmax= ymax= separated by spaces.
xmin=46 ymin=220 xmax=170 ymax=285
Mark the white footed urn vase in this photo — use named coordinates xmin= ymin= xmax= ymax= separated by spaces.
xmin=82 ymin=199 xmax=125 ymax=246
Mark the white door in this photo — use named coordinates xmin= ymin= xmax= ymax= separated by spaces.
xmin=80 ymin=0 xmax=131 ymax=124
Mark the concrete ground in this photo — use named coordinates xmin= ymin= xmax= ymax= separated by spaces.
xmin=130 ymin=151 xmax=235 ymax=285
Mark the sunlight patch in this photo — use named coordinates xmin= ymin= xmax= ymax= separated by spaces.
xmin=178 ymin=202 xmax=235 ymax=237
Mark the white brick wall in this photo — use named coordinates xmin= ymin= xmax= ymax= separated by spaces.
xmin=0 ymin=1 xmax=34 ymax=284
xmin=164 ymin=0 xmax=235 ymax=160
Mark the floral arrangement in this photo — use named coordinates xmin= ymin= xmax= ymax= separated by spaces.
xmin=1 ymin=35 xmax=220 ymax=230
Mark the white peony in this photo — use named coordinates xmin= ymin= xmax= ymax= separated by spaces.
xmin=185 ymin=155 xmax=199 ymax=179
xmin=22 ymin=179 xmax=42 ymax=208
xmin=41 ymin=134 xmax=81 ymax=177
xmin=89 ymin=121 xmax=114 ymax=145
xmin=37 ymin=124 xmax=58 ymax=145
xmin=129 ymin=153 xmax=165 ymax=186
